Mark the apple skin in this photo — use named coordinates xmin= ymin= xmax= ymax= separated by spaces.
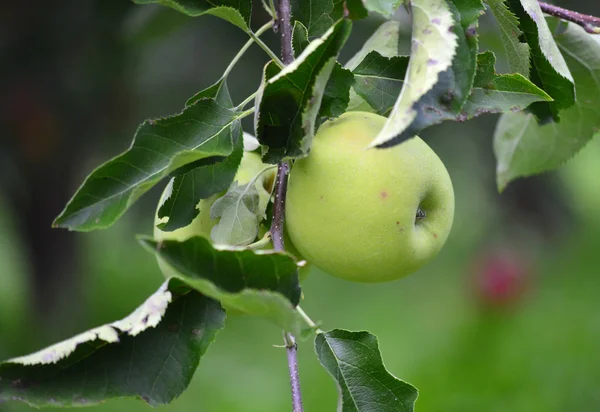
xmin=286 ymin=111 xmax=455 ymax=283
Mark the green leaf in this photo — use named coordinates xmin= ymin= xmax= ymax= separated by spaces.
xmin=320 ymin=63 xmax=355 ymax=118
xmin=132 ymin=0 xmax=251 ymax=31
xmin=494 ymin=22 xmax=600 ymax=191
xmin=209 ymin=181 xmax=261 ymax=246
xmin=506 ymin=0 xmax=574 ymax=121
xmin=352 ymin=51 xmax=409 ymax=115
xmin=292 ymin=22 xmax=355 ymax=119
xmin=348 ymin=7 xmax=541 ymax=123
xmin=291 ymin=0 xmax=366 ymax=38
xmin=0 ymin=279 xmax=225 ymax=408
xmin=157 ymin=130 xmax=244 ymax=231
xmin=472 ymin=50 xmax=498 ymax=86
xmin=291 ymin=0 xmax=344 ymax=38
xmin=371 ymin=0 xmax=485 ymax=148
xmin=485 ymin=0 xmax=530 ymax=77
xmin=459 ymin=51 xmax=552 ymax=119
xmin=346 ymin=20 xmax=402 ymax=71
xmin=369 ymin=0 xmax=459 ymax=147
xmin=254 ymin=60 xmax=282 ymax=140
xmin=157 ymin=82 xmax=240 ymax=232
xmin=53 ymin=99 xmax=247 ymax=231
xmin=209 ymin=163 xmax=274 ymax=246
xmin=186 ymin=77 xmax=233 ymax=107
xmin=315 ymin=329 xmax=418 ymax=412
xmin=292 ymin=21 xmax=310 ymax=57
xmin=139 ymin=236 xmax=310 ymax=336
xmin=345 ymin=20 xmax=402 ymax=113
xmin=255 ymin=19 xmax=352 ymax=163
xmin=348 ymin=49 xmax=550 ymax=123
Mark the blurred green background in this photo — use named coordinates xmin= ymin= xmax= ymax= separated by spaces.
xmin=1 ymin=1 xmax=600 ymax=411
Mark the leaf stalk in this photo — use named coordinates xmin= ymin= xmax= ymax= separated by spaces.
xmin=248 ymin=30 xmax=285 ymax=68
xmin=237 ymin=91 xmax=258 ymax=110
xmin=224 ymin=21 xmax=275 ymax=79
xmin=296 ymin=306 xmax=322 ymax=333
xmin=239 ymin=107 xmax=256 ymax=119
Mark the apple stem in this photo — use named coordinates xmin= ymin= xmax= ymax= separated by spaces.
xmin=272 ymin=1 xmax=304 ymax=411
xmin=538 ymin=2 xmax=600 ymax=34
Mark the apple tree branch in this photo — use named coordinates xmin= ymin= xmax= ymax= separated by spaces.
xmin=270 ymin=0 xmax=303 ymax=411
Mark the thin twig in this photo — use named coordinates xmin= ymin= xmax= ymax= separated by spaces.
xmin=223 ymin=21 xmax=274 ymax=79
xmin=248 ymin=30 xmax=285 ymax=68
xmin=272 ymin=0 xmax=303 ymax=410
xmin=539 ymin=1 xmax=600 ymax=34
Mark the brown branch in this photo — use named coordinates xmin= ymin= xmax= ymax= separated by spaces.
xmin=284 ymin=331 xmax=303 ymax=412
xmin=539 ymin=1 xmax=600 ymax=34
xmin=278 ymin=0 xmax=294 ymax=65
xmin=272 ymin=1 xmax=303 ymax=411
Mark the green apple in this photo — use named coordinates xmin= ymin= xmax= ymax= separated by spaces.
xmin=154 ymin=151 xmax=267 ymax=242
xmin=286 ymin=111 xmax=455 ymax=283
xmin=153 ymin=151 xmax=270 ymax=279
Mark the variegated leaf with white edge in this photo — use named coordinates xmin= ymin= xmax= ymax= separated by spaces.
xmin=507 ymin=0 xmax=574 ymax=120
xmin=369 ymin=0 xmax=458 ymax=148
xmin=254 ymin=19 xmax=352 ymax=163
xmin=0 ymin=280 xmax=225 ymax=407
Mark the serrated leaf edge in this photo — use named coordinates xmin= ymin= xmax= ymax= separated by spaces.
xmin=53 ymin=98 xmax=242 ymax=231
xmin=519 ymin=0 xmax=573 ymax=82
xmin=369 ymin=0 xmax=459 ymax=148
xmin=316 ymin=329 xmax=418 ymax=412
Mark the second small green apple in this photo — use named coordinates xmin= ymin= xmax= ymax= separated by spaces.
xmin=153 ymin=151 xmax=266 ymax=244
xmin=153 ymin=150 xmax=311 ymax=281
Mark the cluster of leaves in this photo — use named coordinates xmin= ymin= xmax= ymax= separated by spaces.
xmin=2 ymin=0 xmax=600 ymax=410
